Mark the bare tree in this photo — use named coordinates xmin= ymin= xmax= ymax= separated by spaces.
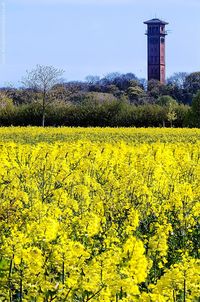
xmin=167 ymin=72 xmax=188 ymax=88
xmin=85 ymin=75 xmax=100 ymax=84
xmin=22 ymin=65 xmax=64 ymax=126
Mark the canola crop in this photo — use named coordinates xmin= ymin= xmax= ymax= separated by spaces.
xmin=0 ymin=127 xmax=200 ymax=144
xmin=0 ymin=128 xmax=199 ymax=301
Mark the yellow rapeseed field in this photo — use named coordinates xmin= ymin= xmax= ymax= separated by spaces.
xmin=0 ymin=128 xmax=199 ymax=301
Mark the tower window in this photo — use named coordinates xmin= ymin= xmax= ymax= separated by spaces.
xmin=161 ymin=38 xmax=165 ymax=43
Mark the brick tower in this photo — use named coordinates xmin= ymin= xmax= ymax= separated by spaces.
xmin=144 ymin=18 xmax=168 ymax=84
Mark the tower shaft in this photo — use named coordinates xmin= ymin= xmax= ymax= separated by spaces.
xmin=144 ymin=18 xmax=168 ymax=84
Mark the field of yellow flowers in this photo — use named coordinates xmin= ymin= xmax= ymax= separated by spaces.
xmin=0 ymin=128 xmax=199 ymax=302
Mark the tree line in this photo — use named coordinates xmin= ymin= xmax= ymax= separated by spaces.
xmin=0 ymin=65 xmax=200 ymax=127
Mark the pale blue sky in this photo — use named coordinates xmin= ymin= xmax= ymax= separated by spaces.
xmin=1 ymin=0 xmax=200 ymax=86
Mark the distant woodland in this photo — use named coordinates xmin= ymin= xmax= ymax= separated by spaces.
xmin=1 ymin=68 xmax=200 ymax=127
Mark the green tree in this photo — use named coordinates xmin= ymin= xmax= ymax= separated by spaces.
xmin=148 ymin=79 xmax=169 ymax=99
xmin=184 ymin=72 xmax=200 ymax=95
xmin=190 ymin=91 xmax=200 ymax=127
xmin=157 ymin=96 xmax=178 ymax=127
xmin=127 ymin=84 xmax=145 ymax=103
xmin=0 ymin=93 xmax=15 ymax=126
xmin=157 ymin=95 xmax=176 ymax=107
xmin=167 ymin=101 xmax=177 ymax=127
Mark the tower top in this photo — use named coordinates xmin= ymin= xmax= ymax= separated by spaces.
xmin=144 ymin=18 xmax=168 ymax=25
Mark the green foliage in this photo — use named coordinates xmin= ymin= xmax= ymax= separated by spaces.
xmin=156 ymin=96 xmax=179 ymax=127
xmin=167 ymin=103 xmax=177 ymax=127
xmin=0 ymin=95 xmax=15 ymax=126
xmin=127 ymin=86 xmax=145 ymax=102
xmin=188 ymin=91 xmax=200 ymax=127
xmin=0 ymin=98 xmax=190 ymax=128
xmin=175 ymin=104 xmax=191 ymax=127
xmin=148 ymin=80 xmax=169 ymax=99
xmin=184 ymin=72 xmax=200 ymax=95
xmin=157 ymin=95 xmax=177 ymax=107
xmin=14 ymin=102 xmax=43 ymax=126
